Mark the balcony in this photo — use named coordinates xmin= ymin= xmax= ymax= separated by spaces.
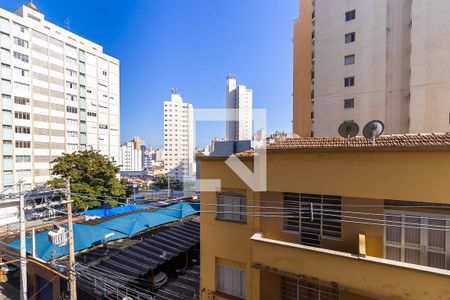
xmin=250 ymin=232 xmax=450 ymax=300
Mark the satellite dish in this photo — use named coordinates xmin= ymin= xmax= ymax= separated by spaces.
xmin=363 ymin=120 xmax=385 ymax=143
xmin=338 ymin=121 xmax=359 ymax=139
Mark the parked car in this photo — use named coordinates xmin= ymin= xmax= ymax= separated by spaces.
xmin=153 ymin=270 xmax=168 ymax=290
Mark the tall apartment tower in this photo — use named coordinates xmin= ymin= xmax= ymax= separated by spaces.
xmin=225 ymin=75 xmax=253 ymax=141
xmin=293 ymin=0 xmax=450 ymax=137
xmin=163 ymin=90 xmax=194 ymax=181
xmin=119 ymin=137 xmax=143 ymax=172
xmin=0 ymin=3 xmax=120 ymax=191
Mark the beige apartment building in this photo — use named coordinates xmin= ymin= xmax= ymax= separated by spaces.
xmin=293 ymin=0 xmax=450 ymax=137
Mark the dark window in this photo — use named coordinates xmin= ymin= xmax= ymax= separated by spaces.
xmin=344 ymin=98 xmax=355 ymax=109
xmin=344 ymin=76 xmax=355 ymax=87
xmin=346 ymin=9 xmax=356 ymax=21
xmin=345 ymin=32 xmax=356 ymax=43
xmin=344 ymin=54 xmax=355 ymax=65
xmin=216 ymin=192 xmax=247 ymax=223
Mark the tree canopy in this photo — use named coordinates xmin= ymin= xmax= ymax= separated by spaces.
xmin=153 ymin=175 xmax=183 ymax=191
xmin=47 ymin=151 xmax=126 ymax=210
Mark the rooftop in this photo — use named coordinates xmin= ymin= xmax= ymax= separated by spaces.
xmin=265 ymin=133 xmax=450 ymax=152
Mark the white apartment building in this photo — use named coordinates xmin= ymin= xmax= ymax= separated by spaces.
xmin=163 ymin=91 xmax=194 ymax=181
xmin=0 ymin=3 xmax=120 ymax=192
xmin=119 ymin=140 xmax=142 ymax=172
xmin=225 ymin=75 xmax=253 ymax=141
xmin=296 ymin=0 xmax=450 ymax=137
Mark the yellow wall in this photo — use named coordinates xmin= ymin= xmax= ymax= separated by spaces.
xmin=199 ymin=149 xmax=450 ymax=299
xmin=293 ymin=0 xmax=313 ymax=137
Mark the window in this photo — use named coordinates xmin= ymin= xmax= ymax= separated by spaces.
xmin=16 ymin=155 xmax=31 ymax=163
xmin=14 ymin=97 xmax=29 ymax=106
xmin=282 ymin=193 xmax=342 ymax=245
xmin=216 ymin=192 xmax=247 ymax=223
xmin=345 ymin=9 xmax=356 ymax=21
xmin=14 ymin=82 xmax=29 ymax=92
xmin=344 ymin=76 xmax=355 ymax=87
xmin=15 ymin=126 xmax=30 ymax=134
xmin=281 ymin=276 xmax=339 ymax=300
xmin=13 ymin=37 xmax=28 ymax=48
xmin=87 ymin=111 xmax=97 ymax=117
xmin=344 ymin=98 xmax=354 ymax=109
xmin=67 ymin=119 xmax=78 ymax=126
xmin=13 ymin=23 xmax=28 ymax=34
xmin=102 ymin=70 xmax=107 ymax=76
xmin=99 ymin=124 xmax=108 ymax=129
xmin=345 ymin=32 xmax=355 ymax=43
xmin=14 ymin=67 xmax=29 ymax=77
xmin=16 ymin=169 xmax=31 ymax=178
xmin=13 ymin=51 xmax=29 ymax=63
xmin=216 ymin=265 xmax=246 ymax=299
xmin=66 ymin=106 xmax=77 ymax=113
xmin=344 ymin=55 xmax=355 ymax=65
xmin=66 ymin=68 xmax=77 ymax=77
xmin=14 ymin=111 xmax=30 ymax=120
xmin=65 ymin=94 xmax=77 ymax=102
xmin=385 ymin=211 xmax=450 ymax=270
xmin=66 ymin=81 xmax=77 ymax=89
xmin=15 ymin=141 xmax=30 ymax=148
xmin=67 ymin=131 xmax=78 ymax=138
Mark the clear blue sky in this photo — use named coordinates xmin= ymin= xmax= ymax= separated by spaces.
xmin=3 ymin=0 xmax=298 ymax=148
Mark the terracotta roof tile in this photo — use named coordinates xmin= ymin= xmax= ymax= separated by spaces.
xmin=265 ymin=133 xmax=450 ymax=152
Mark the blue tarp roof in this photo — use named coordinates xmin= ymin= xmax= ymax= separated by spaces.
xmin=9 ymin=224 xmax=127 ymax=261
xmin=154 ymin=202 xmax=200 ymax=219
xmin=82 ymin=205 xmax=145 ymax=218
xmin=97 ymin=212 xmax=178 ymax=236
xmin=8 ymin=203 xmax=200 ymax=262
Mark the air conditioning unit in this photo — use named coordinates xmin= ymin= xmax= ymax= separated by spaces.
xmin=48 ymin=226 xmax=68 ymax=247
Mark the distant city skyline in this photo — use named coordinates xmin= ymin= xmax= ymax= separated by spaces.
xmin=2 ymin=0 xmax=298 ymax=148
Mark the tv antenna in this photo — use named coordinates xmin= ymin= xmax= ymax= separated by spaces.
xmin=338 ymin=121 xmax=359 ymax=145
xmin=363 ymin=120 xmax=385 ymax=144
xmin=64 ymin=17 xmax=70 ymax=31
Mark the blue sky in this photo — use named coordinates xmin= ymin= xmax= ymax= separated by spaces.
xmin=3 ymin=0 xmax=299 ymax=148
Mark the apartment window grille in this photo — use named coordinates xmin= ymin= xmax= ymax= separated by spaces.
xmin=15 ymin=141 xmax=30 ymax=148
xmin=344 ymin=54 xmax=355 ymax=66
xmin=13 ymin=51 xmax=29 ymax=63
xmin=344 ymin=99 xmax=354 ymax=109
xmin=344 ymin=77 xmax=355 ymax=87
xmin=66 ymin=106 xmax=77 ymax=114
xmin=14 ymin=97 xmax=29 ymax=106
xmin=385 ymin=211 xmax=450 ymax=270
xmin=345 ymin=10 xmax=356 ymax=21
xmin=216 ymin=192 xmax=247 ymax=223
xmin=13 ymin=37 xmax=28 ymax=48
xmin=14 ymin=111 xmax=30 ymax=120
xmin=16 ymin=155 xmax=31 ymax=163
xmin=15 ymin=126 xmax=30 ymax=134
xmin=345 ymin=32 xmax=355 ymax=43
xmin=216 ymin=264 xmax=246 ymax=299
xmin=282 ymin=193 xmax=342 ymax=246
xmin=281 ymin=276 xmax=339 ymax=300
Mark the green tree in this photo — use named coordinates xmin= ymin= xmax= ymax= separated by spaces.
xmin=47 ymin=151 xmax=126 ymax=210
xmin=154 ymin=175 xmax=183 ymax=190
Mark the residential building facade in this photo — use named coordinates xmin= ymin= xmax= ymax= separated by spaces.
xmin=199 ymin=133 xmax=450 ymax=300
xmin=119 ymin=139 xmax=142 ymax=172
xmin=226 ymin=75 xmax=253 ymax=141
xmin=163 ymin=91 xmax=194 ymax=180
xmin=0 ymin=3 xmax=120 ymax=191
xmin=293 ymin=0 xmax=450 ymax=137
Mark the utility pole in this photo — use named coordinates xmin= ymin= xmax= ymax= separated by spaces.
xmin=19 ymin=181 xmax=27 ymax=300
xmin=66 ymin=178 xmax=77 ymax=300
xmin=167 ymin=176 xmax=171 ymax=199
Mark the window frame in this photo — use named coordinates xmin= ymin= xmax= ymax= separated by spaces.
xmin=216 ymin=192 xmax=247 ymax=224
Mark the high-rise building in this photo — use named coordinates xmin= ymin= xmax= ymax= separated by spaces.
xmin=119 ymin=138 xmax=143 ymax=172
xmin=0 ymin=3 xmax=120 ymax=191
xmin=293 ymin=0 xmax=450 ymax=137
xmin=226 ymin=75 xmax=253 ymax=141
xmin=163 ymin=90 xmax=194 ymax=180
